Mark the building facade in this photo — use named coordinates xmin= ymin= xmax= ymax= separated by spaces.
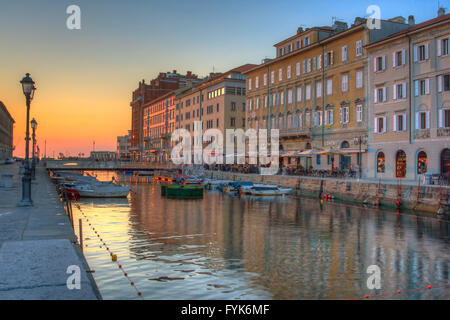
xmin=90 ymin=151 xmax=116 ymax=161
xmin=129 ymin=70 xmax=204 ymax=160
xmin=142 ymin=92 xmax=176 ymax=162
xmin=174 ymin=65 xmax=255 ymax=162
xmin=0 ymin=101 xmax=14 ymax=160
xmin=244 ymin=18 xmax=408 ymax=175
xmin=116 ymin=130 xmax=131 ymax=160
xmin=367 ymin=11 xmax=450 ymax=182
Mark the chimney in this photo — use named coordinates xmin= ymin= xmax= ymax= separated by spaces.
xmin=187 ymin=71 xmax=192 ymax=77
xmin=173 ymin=70 xmax=177 ymax=74
xmin=408 ymin=15 xmax=415 ymax=26
xmin=438 ymin=7 xmax=446 ymax=17
xmin=332 ymin=20 xmax=348 ymax=33
xmin=297 ymin=27 xmax=304 ymax=34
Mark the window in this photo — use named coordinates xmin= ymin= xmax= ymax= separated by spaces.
xmin=263 ymin=73 xmax=267 ymax=86
xmin=375 ymin=87 xmax=387 ymax=103
xmin=393 ymin=113 xmax=406 ymax=132
xmin=394 ymin=83 xmax=407 ymax=100
xmin=314 ymin=111 xmax=322 ymax=127
xmin=356 ymin=71 xmax=363 ymax=89
xmin=325 ymin=109 xmax=334 ymax=125
xmin=437 ymin=75 xmax=450 ymax=92
xmin=287 ymin=89 xmax=293 ymax=104
xmin=326 ymin=79 xmax=333 ymax=95
xmin=377 ymin=152 xmax=385 ymax=173
xmin=393 ymin=49 xmax=406 ymax=67
xmin=278 ymin=48 xmax=283 ymax=57
xmin=280 ymin=91 xmax=284 ymax=105
xmin=340 ymin=107 xmax=349 ymax=124
xmin=440 ymin=109 xmax=450 ymax=128
xmin=278 ymin=68 xmax=283 ymax=81
xmin=396 ymin=150 xmax=407 ymax=178
xmin=438 ymin=37 xmax=449 ymax=56
xmin=316 ymin=82 xmax=322 ymax=98
xmin=271 ymin=71 xmax=275 ymax=84
xmin=356 ymin=104 xmax=362 ymax=122
xmin=316 ymin=155 xmax=321 ymax=165
xmin=307 ymin=59 xmax=311 ymax=73
xmin=374 ymin=116 xmax=386 ymax=133
xmin=416 ymin=111 xmax=429 ymax=130
xmin=415 ymin=79 xmax=430 ymax=96
xmin=230 ymin=117 xmax=236 ymax=127
xmin=414 ymin=44 xmax=429 ymax=62
xmin=296 ymin=62 xmax=301 ymax=76
xmin=305 ymin=85 xmax=311 ymax=100
xmin=287 ymin=65 xmax=292 ymax=79
xmin=324 ymin=51 xmax=334 ymax=67
xmin=342 ymin=45 xmax=348 ymax=62
xmin=297 ymin=87 xmax=302 ymax=102
xmin=341 ymin=74 xmax=349 ymax=92
xmin=417 ymin=151 xmax=427 ymax=174
xmin=255 ymin=76 xmax=259 ymax=89
xmin=231 ymin=102 xmax=236 ymax=111
xmin=285 ymin=44 xmax=291 ymax=54
xmin=356 ymin=40 xmax=363 ymax=57
xmin=248 ymin=79 xmax=252 ymax=90
xmin=375 ymin=56 xmax=386 ymax=72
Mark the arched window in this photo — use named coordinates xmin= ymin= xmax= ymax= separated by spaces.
xmin=396 ymin=150 xmax=407 ymax=178
xmin=417 ymin=151 xmax=427 ymax=174
xmin=341 ymin=141 xmax=350 ymax=149
xmin=377 ymin=152 xmax=385 ymax=173
xmin=441 ymin=149 xmax=450 ymax=175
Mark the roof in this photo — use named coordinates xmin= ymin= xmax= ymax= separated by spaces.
xmin=176 ymin=64 xmax=257 ymax=98
xmin=273 ymin=27 xmax=334 ymax=47
xmin=0 ymin=101 xmax=15 ymax=123
xmin=366 ymin=13 xmax=450 ymax=48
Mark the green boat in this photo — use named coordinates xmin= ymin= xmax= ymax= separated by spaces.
xmin=161 ymin=184 xmax=203 ymax=199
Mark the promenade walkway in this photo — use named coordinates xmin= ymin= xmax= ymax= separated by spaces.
xmin=0 ymin=162 xmax=100 ymax=299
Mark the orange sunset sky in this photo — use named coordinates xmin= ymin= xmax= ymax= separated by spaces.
xmin=1 ymin=0 xmax=443 ymax=157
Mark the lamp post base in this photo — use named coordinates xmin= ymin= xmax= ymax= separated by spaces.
xmin=18 ymin=199 xmax=33 ymax=207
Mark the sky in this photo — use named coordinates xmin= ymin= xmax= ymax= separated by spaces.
xmin=0 ymin=0 xmax=448 ymax=157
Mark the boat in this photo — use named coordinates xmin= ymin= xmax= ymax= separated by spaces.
xmin=204 ymin=180 xmax=231 ymax=191
xmin=223 ymin=181 xmax=253 ymax=193
xmin=161 ymin=184 xmax=203 ymax=199
xmin=71 ymin=183 xmax=130 ymax=198
xmin=248 ymin=185 xmax=292 ymax=196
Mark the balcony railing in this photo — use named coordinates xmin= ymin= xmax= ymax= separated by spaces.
xmin=437 ymin=127 xmax=450 ymax=137
xmin=414 ymin=129 xmax=430 ymax=139
xmin=279 ymin=127 xmax=311 ymax=138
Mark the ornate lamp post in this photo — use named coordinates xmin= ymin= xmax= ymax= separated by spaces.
xmin=31 ymin=118 xmax=37 ymax=180
xmin=353 ymin=134 xmax=368 ymax=179
xmin=18 ymin=73 xmax=36 ymax=206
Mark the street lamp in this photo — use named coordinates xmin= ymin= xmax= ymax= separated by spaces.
xmin=353 ymin=134 xmax=368 ymax=179
xmin=18 ymin=73 xmax=36 ymax=206
xmin=31 ymin=118 xmax=38 ymax=180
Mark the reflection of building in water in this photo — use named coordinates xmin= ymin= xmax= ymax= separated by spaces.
xmin=124 ymin=184 xmax=449 ymax=299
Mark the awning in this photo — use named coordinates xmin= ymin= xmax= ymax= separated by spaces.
xmin=339 ymin=148 xmax=367 ymax=154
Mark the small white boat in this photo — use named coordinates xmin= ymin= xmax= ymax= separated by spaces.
xmin=248 ymin=185 xmax=292 ymax=196
xmin=73 ymin=183 xmax=130 ymax=198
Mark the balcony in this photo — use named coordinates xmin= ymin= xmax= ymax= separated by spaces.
xmin=414 ymin=129 xmax=430 ymax=139
xmin=437 ymin=127 xmax=450 ymax=137
xmin=279 ymin=127 xmax=311 ymax=138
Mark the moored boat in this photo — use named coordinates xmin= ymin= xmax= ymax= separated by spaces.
xmin=248 ymin=185 xmax=292 ymax=196
xmin=162 ymin=184 xmax=203 ymax=199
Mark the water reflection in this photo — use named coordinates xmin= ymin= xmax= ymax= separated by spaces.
xmin=73 ymin=173 xmax=450 ymax=300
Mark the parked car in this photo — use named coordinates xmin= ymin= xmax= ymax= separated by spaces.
xmin=4 ymin=158 xmax=14 ymax=164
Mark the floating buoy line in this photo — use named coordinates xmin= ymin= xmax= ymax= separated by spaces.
xmin=74 ymin=203 xmax=144 ymax=299
xmin=347 ymin=282 xmax=450 ymax=300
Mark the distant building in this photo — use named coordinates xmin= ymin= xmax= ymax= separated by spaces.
xmin=129 ymin=70 xmax=205 ymax=160
xmin=117 ymin=130 xmax=131 ymax=160
xmin=90 ymin=151 xmax=116 ymax=161
xmin=0 ymin=101 xmax=14 ymax=160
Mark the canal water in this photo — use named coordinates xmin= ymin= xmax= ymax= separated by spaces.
xmin=72 ymin=171 xmax=450 ymax=300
